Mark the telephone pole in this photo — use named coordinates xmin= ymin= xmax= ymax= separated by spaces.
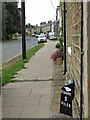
xmin=21 ymin=0 xmax=26 ymax=60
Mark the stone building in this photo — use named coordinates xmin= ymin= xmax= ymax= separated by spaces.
xmin=60 ymin=1 xmax=90 ymax=119
xmin=31 ymin=22 xmax=53 ymax=34
xmin=40 ymin=23 xmax=52 ymax=34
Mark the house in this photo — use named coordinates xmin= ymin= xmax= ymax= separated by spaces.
xmin=60 ymin=1 xmax=90 ymax=118
xmin=31 ymin=22 xmax=53 ymax=35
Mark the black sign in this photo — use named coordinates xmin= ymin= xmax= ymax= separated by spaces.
xmin=60 ymin=79 xmax=74 ymax=116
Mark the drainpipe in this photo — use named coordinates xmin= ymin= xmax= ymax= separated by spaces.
xmin=63 ymin=1 xmax=66 ymax=75
xmin=80 ymin=1 xmax=83 ymax=120
xmin=56 ymin=8 xmax=58 ymax=38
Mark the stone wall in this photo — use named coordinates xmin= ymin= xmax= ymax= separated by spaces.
xmin=65 ymin=2 xmax=81 ymax=118
xmin=62 ymin=2 xmax=90 ymax=118
xmin=87 ymin=2 xmax=90 ymax=118
xmin=83 ymin=2 xmax=88 ymax=118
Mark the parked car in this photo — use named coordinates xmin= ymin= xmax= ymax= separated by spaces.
xmin=49 ymin=32 xmax=57 ymax=40
xmin=44 ymin=33 xmax=48 ymax=39
xmin=32 ymin=34 xmax=35 ymax=37
xmin=35 ymin=34 xmax=39 ymax=38
xmin=38 ymin=34 xmax=47 ymax=43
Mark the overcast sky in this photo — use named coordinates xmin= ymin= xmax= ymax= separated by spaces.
xmin=19 ymin=0 xmax=59 ymax=26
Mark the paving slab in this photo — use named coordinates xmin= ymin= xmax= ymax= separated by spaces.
xmin=2 ymin=89 xmax=31 ymax=97
xmin=2 ymin=106 xmax=24 ymax=118
xmin=0 ymin=106 xmax=2 ymax=119
xmin=12 ymin=96 xmax=40 ymax=107
xmin=0 ymin=95 xmax=2 ymax=119
xmin=2 ymin=107 xmax=10 ymax=118
xmin=2 ymin=96 xmax=16 ymax=107
xmin=0 ymin=96 xmax=1 ymax=103
xmin=2 ymin=82 xmax=29 ymax=89
xmin=39 ymin=95 xmax=51 ymax=109
xmin=36 ymin=106 xmax=50 ymax=118
xmin=20 ymin=106 xmax=50 ymax=118
xmin=19 ymin=106 xmax=39 ymax=118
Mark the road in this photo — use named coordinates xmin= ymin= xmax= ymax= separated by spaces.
xmin=1 ymin=37 xmax=38 ymax=65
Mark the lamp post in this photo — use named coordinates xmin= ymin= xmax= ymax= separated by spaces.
xmin=21 ymin=0 xmax=26 ymax=60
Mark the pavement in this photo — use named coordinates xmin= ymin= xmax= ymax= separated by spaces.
xmin=0 ymin=95 xmax=2 ymax=120
xmin=2 ymin=81 xmax=51 ymax=118
xmin=2 ymin=40 xmax=57 ymax=118
xmin=2 ymin=40 xmax=70 ymax=119
xmin=13 ymin=40 xmax=56 ymax=81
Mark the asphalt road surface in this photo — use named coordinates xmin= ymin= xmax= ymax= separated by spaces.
xmin=1 ymin=37 xmax=38 ymax=65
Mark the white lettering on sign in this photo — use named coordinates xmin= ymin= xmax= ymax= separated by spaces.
xmin=61 ymin=101 xmax=71 ymax=108
xmin=61 ymin=90 xmax=71 ymax=96
xmin=64 ymin=96 xmax=67 ymax=101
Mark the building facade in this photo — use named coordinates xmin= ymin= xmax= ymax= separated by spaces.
xmin=31 ymin=22 xmax=57 ymax=35
xmin=60 ymin=1 xmax=90 ymax=118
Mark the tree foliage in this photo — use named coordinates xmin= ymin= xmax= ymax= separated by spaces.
xmin=2 ymin=2 xmax=21 ymax=41
xmin=26 ymin=23 xmax=35 ymax=29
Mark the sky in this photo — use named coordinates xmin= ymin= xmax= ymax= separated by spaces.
xmin=19 ymin=0 xmax=59 ymax=26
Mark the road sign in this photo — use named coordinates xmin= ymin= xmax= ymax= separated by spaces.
xmin=60 ymin=79 xmax=74 ymax=116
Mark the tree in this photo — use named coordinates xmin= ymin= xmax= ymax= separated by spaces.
xmin=48 ymin=20 xmax=52 ymax=23
xmin=2 ymin=3 xmax=8 ymax=40
xmin=26 ymin=23 xmax=30 ymax=28
xmin=40 ymin=22 xmax=46 ymax=26
xmin=2 ymin=2 xmax=21 ymax=40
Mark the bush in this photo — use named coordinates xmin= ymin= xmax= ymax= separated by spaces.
xmin=59 ymin=37 xmax=64 ymax=51
xmin=56 ymin=43 xmax=60 ymax=48
xmin=51 ymin=50 xmax=64 ymax=61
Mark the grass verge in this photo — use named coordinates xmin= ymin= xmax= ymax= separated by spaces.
xmin=50 ymin=38 xmax=59 ymax=42
xmin=2 ymin=43 xmax=44 ymax=85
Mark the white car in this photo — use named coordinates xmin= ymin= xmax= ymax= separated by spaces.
xmin=49 ymin=32 xmax=57 ymax=40
xmin=38 ymin=34 xmax=47 ymax=43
